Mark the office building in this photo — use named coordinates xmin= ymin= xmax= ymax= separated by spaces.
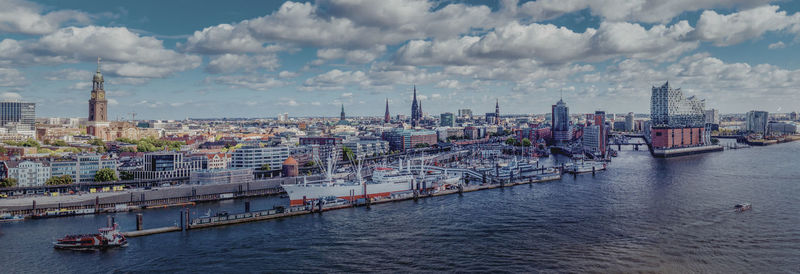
xmin=132 ymin=151 xmax=201 ymax=180
xmin=440 ymin=112 xmax=454 ymax=127
xmin=189 ymin=168 xmax=253 ymax=185
xmin=551 ymin=98 xmax=571 ymax=142
xmin=582 ymin=125 xmax=602 ymax=155
xmin=704 ymin=109 xmax=719 ymax=124
xmin=746 ymin=110 xmax=769 ymax=134
xmin=8 ymin=161 xmax=50 ymax=187
xmin=50 ymin=154 xmax=118 ymax=183
xmin=594 ymin=111 xmax=607 ymax=157
xmin=343 ymin=140 xmax=389 ymax=157
xmin=381 ymin=129 xmax=437 ymax=151
xmin=0 ymin=101 xmax=36 ymax=137
xmin=625 ymin=112 xmax=634 ymax=131
xmin=231 ymin=146 xmax=290 ymax=170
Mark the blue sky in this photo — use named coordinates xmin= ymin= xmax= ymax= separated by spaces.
xmin=1 ymin=0 xmax=800 ymax=119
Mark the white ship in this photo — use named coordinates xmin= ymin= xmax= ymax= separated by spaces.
xmin=281 ymin=152 xmax=460 ymax=206
xmin=282 ymin=167 xmax=414 ymax=206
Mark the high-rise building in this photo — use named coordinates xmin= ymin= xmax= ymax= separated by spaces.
xmin=384 ymin=98 xmax=390 ymax=123
xmin=625 ymin=112 xmax=634 ymax=131
xmin=0 ymin=101 xmax=35 ymax=136
xmin=440 ymin=112 xmax=454 ymax=127
xmin=648 ymin=82 xmax=711 ymax=151
xmin=704 ymin=109 xmax=719 ymax=124
xmin=650 ymin=81 xmax=705 ymax=127
xmin=551 ymin=98 xmax=571 ymax=142
xmin=582 ymin=125 xmax=601 ymax=155
xmin=746 ymin=110 xmax=769 ymax=134
xmin=594 ymin=111 xmax=607 ymax=157
xmin=87 ymin=57 xmax=110 ymax=138
xmin=789 ymin=111 xmax=798 ymax=121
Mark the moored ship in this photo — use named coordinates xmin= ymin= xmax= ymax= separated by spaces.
xmin=564 ymin=161 xmax=606 ymax=174
xmin=53 ymin=223 xmax=127 ymax=250
xmin=282 ymin=166 xmax=414 ymax=206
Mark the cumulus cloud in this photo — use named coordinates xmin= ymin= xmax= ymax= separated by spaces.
xmin=209 ymin=74 xmax=286 ymax=91
xmin=205 ymin=54 xmax=280 ymax=74
xmin=0 ymin=68 xmax=27 ymax=87
xmin=584 ymin=53 xmax=800 ymax=101
xmin=0 ymin=26 xmax=201 ymax=78
xmin=302 ymin=69 xmax=368 ymax=90
xmin=518 ymin=0 xmax=771 ymax=23
xmin=0 ymin=0 xmax=90 ymax=35
xmin=768 ymin=41 xmax=786 ymax=49
xmin=691 ymin=5 xmax=800 ymax=46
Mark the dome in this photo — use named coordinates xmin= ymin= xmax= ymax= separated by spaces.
xmin=93 ymin=71 xmax=104 ymax=82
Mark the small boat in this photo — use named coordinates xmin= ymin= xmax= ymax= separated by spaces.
xmin=53 ymin=223 xmax=127 ymax=250
xmin=734 ymin=203 xmax=752 ymax=212
xmin=0 ymin=213 xmax=24 ymax=223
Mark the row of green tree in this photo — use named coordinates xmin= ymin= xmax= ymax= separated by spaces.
xmin=116 ymin=137 xmax=184 ymax=152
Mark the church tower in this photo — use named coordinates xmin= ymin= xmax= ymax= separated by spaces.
xmin=384 ymin=98 xmax=390 ymax=123
xmin=89 ymin=57 xmax=108 ymax=122
xmin=87 ymin=57 xmax=110 ymax=139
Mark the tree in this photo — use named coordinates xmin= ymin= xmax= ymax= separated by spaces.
xmin=0 ymin=178 xmax=17 ymax=188
xmin=521 ymin=138 xmax=532 ymax=147
xmin=94 ymin=168 xmax=119 ymax=182
xmin=505 ymin=137 xmax=517 ymax=146
xmin=46 ymin=175 xmax=73 ymax=186
xmin=51 ymin=140 xmax=69 ymax=147
xmin=260 ymin=164 xmax=271 ymax=171
xmin=342 ymin=146 xmax=355 ymax=162
xmin=304 ymin=161 xmax=316 ymax=167
xmin=89 ymin=138 xmax=105 ymax=147
xmin=711 ymin=138 xmax=720 ymax=145
xmin=120 ymin=171 xmax=134 ymax=180
xmin=414 ymin=143 xmax=430 ymax=148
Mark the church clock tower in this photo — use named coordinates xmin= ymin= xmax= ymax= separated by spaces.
xmin=87 ymin=57 xmax=110 ymax=140
xmin=89 ymin=57 xmax=108 ymax=122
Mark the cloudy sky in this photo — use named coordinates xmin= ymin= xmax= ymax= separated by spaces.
xmin=1 ymin=0 xmax=799 ymax=119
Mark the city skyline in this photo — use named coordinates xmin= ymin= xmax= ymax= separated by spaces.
xmin=1 ymin=0 xmax=800 ymax=119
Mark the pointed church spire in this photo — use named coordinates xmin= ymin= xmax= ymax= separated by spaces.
xmin=384 ymin=98 xmax=390 ymax=123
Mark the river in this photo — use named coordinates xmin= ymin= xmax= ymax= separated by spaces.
xmin=2 ymin=140 xmax=799 ymax=272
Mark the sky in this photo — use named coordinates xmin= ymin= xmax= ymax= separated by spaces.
xmin=1 ymin=0 xmax=799 ymax=119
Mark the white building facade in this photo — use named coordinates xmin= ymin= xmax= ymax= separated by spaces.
xmin=9 ymin=161 xmax=51 ymax=187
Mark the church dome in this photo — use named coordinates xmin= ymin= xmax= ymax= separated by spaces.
xmin=93 ymin=71 xmax=103 ymax=82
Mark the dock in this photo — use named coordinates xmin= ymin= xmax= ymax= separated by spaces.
xmin=120 ymin=173 xmax=562 ymax=236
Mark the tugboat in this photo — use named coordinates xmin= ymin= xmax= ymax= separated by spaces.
xmin=53 ymin=222 xmax=128 ymax=250
xmin=734 ymin=203 xmax=752 ymax=212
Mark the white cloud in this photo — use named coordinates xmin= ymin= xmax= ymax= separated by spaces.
xmin=0 ymin=68 xmax=27 ymax=86
xmin=518 ymin=0 xmax=771 ymax=23
xmin=768 ymin=41 xmax=786 ymax=49
xmin=692 ymin=5 xmax=800 ymax=46
xmin=302 ymin=69 xmax=368 ymax=90
xmin=45 ymin=68 xmax=91 ymax=81
xmin=209 ymin=74 xmax=286 ymax=91
xmin=278 ymin=71 xmax=299 ymax=78
xmin=0 ymin=26 xmax=201 ymax=78
xmin=0 ymin=0 xmax=90 ymax=35
xmin=205 ymin=53 xmax=280 ymax=74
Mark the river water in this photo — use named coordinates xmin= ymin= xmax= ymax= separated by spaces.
xmin=2 ymin=141 xmax=799 ymax=273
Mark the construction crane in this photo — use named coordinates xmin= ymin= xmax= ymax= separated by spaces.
xmin=128 ymin=112 xmax=137 ymax=121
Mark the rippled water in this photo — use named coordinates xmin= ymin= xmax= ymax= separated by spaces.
xmin=2 ymin=141 xmax=800 ymax=272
